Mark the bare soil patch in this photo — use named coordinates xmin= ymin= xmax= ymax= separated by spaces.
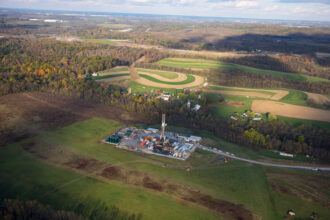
xmin=101 ymin=166 xmax=125 ymax=181
xmin=227 ymin=100 xmax=246 ymax=107
xmin=305 ymin=91 xmax=330 ymax=106
xmin=252 ymin=100 xmax=330 ymax=122
xmin=183 ymin=189 xmax=254 ymax=220
xmin=65 ymin=158 xmax=104 ymax=172
xmin=143 ymin=176 xmax=164 ymax=192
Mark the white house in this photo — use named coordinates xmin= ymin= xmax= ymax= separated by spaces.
xmin=192 ymin=104 xmax=201 ymax=111
xmin=280 ymin=152 xmax=295 ymax=158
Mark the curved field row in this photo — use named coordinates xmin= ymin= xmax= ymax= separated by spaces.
xmin=208 ymin=85 xmax=289 ymax=100
xmin=304 ymin=91 xmax=330 ymax=105
xmin=138 ymin=71 xmax=186 ymax=82
xmin=157 ymin=58 xmax=329 ymax=83
xmin=134 ymin=74 xmax=204 ymax=89
xmin=138 ymin=74 xmax=194 ymax=85
xmin=136 ymin=68 xmax=179 ymax=79
xmin=252 ymin=100 xmax=330 ymax=122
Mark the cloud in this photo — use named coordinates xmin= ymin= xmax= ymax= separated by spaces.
xmin=234 ymin=1 xmax=259 ymax=7
xmin=278 ymin=0 xmax=330 ymax=4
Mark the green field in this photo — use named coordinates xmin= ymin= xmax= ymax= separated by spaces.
xmin=138 ymin=73 xmax=195 ymax=85
xmin=137 ymin=68 xmax=179 ymax=79
xmin=94 ymin=73 xmax=129 ymax=80
xmin=1 ymin=118 xmax=329 ymax=220
xmin=157 ymin=58 xmax=329 ymax=82
xmin=206 ymin=92 xmax=253 ymax=118
xmin=279 ymin=90 xmax=308 ymax=106
xmin=208 ymin=85 xmax=315 ymax=108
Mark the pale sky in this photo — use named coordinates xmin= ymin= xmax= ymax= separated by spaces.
xmin=0 ymin=0 xmax=330 ymax=21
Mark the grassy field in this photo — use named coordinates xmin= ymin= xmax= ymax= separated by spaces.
xmin=1 ymin=118 xmax=329 ymax=220
xmin=93 ymin=73 xmax=129 ymax=80
xmin=137 ymin=68 xmax=179 ymax=79
xmin=138 ymin=73 xmax=195 ymax=85
xmin=157 ymin=58 xmax=329 ymax=82
xmin=206 ymin=92 xmax=253 ymax=118
xmin=279 ymin=90 xmax=308 ymax=106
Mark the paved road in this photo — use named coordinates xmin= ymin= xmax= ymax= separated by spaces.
xmin=198 ymin=146 xmax=330 ymax=172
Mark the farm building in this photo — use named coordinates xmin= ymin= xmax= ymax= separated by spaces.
xmin=280 ymin=152 xmax=295 ymax=158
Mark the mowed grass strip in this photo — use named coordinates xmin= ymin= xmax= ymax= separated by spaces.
xmin=139 ymin=73 xmax=195 ymax=85
xmin=137 ymin=68 xmax=179 ymax=79
xmin=157 ymin=58 xmax=329 ymax=82
xmin=94 ymin=73 xmax=129 ymax=80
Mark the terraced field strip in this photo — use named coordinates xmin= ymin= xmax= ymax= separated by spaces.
xmin=252 ymin=100 xmax=330 ymax=122
xmin=304 ymin=91 xmax=330 ymax=105
xmin=134 ymin=74 xmax=204 ymax=89
xmin=136 ymin=68 xmax=179 ymax=79
xmin=208 ymin=85 xmax=289 ymax=100
xmin=138 ymin=73 xmax=194 ymax=85
xmin=157 ymin=58 xmax=329 ymax=82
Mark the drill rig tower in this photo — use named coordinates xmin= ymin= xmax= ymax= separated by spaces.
xmin=160 ymin=114 xmax=167 ymax=141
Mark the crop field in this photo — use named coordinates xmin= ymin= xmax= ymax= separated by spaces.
xmin=1 ymin=118 xmax=329 ymax=220
xmin=133 ymin=68 xmax=204 ymax=89
xmin=205 ymin=88 xmax=330 ymax=123
xmin=252 ymin=100 xmax=330 ymax=122
xmin=136 ymin=68 xmax=179 ymax=79
xmin=156 ymin=58 xmax=329 ymax=82
xmin=138 ymin=73 xmax=195 ymax=85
